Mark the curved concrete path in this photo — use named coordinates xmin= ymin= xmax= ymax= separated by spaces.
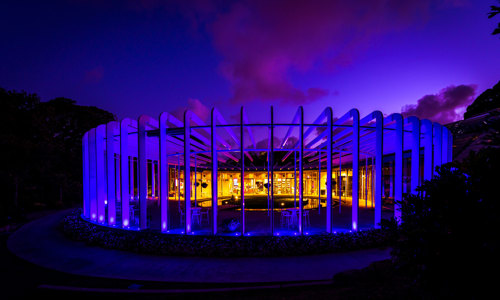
xmin=8 ymin=210 xmax=390 ymax=283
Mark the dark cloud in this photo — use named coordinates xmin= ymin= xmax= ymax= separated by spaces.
xmin=402 ymin=84 xmax=477 ymax=124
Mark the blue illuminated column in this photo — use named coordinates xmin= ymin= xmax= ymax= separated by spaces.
xmin=184 ymin=110 xmax=192 ymax=234
xmin=88 ymin=129 xmax=97 ymax=221
xmin=326 ymin=107 xmax=333 ymax=233
xmin=448 ymin=130 xmax=453 ymax=162
xmin=386 ymin=114 xmax=403 ymax=224
xmin=96 ymin=124 xmax=106 ymax=224
xmin=82 ymin=132 xmax=90 ymax=218
xmin=433 ymin=123 xmax=442 ymax=176
xmin=407 ymin=117 xmax=420 ymax=194
xmin=298 ymin=106 xmax=304 ymax=235
xmin=138 ymin=115 xmax=155 ymax=230
xmin=350 ymin=109 xmax=360 ymax=231
xmin=270 ymin=107 xmax=275 ymax=235
xmin=159 ymin=112 xmax=169 ymax=232
xmin=375 ymin=112 xmax=383 ymax=228
xmin=211 ymin=108 xmax=218 ymax=235
xmin=441 ymin=126 xmax=450 ymax=164
xmin=421 ymin=120 xmax=433 ymax=181
xmin=106 ymin=121 xmax=118 ymax=225
xmin=120 ymin=119 xmax=130 ymax=227
xmin=360 ymin=111 xmax=383 ymax=228
xmin=240 ymin=107 xmax=245 ymax=235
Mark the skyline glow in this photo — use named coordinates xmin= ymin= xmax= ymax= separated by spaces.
xmin=0 ymin=0 xmax=499 ymax=124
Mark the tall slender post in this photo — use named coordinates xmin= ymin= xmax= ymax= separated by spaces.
xmin=129 ymin=157 xmax=134 ymax=199
xmin=267 ymin=147 xmax=270 ymax=217
xmin=448 ymin=130 xmax=453 ymax=162
xmin=408 ymin=117 xmax=420 ymax=194
xmin=270 ymin=106 xmax=275 ymax=235
xmin=159 ymin=113 xmax=168 ymax=232
xmin=138 ymin=116 xmax=149 ymax=230
xmin=151 ymin=161 xmax=155 ymax=198
xmin=177 ymin=156 xmax=180 ymax=212
xmin=374 ymin=112 xmax=383 ymax=228
xmin=106 ymin=122 xmax=117 ymax=225
xmin=184 ymin=111 xmax=192 ymax=234
xmin=365 ymin=156 xmax=368 ymax=207
xmin=433 ymin=123 xmax=442 ymax=176
xmin=88 ymin=128 xmax=97 ymax=221
xmin=318 ymin=152 xmax=321 ymax=214
xmin=96 ymin=124 xmax=106 ymax=224
xmin=441 ymin=126 xmax=449 ymax=164
xmin=299 ymin=106 xmax=304 ymax=235
xmin=83 ymin=132 xmax=90 ymax=218
xmin=294 ymin=151 xmax=297 ymax=208
xmin=326 ymin=107 xmax=333 ymax=233
xmin=240 ymin=107 xmax=245 ymax=235
xmin=194 ymin=156 xmax=197 ymax=206
xmin=351 ymin=109 xmax=360 ymax=231
xmin=422 ymin=120 xmax=433 ymax=182
xmin=120 ymin=119 xmax=130 ymax=227
xmin=211 ymin=108 xmax=218 ymax=235
xmin=389 ymin=114 xmax=403 ymax=224
xmin=339 ymin=153 xmax=342 ymax=213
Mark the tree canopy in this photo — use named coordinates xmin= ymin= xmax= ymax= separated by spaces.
xmin=0 ymin=88 xmax=115 ymax=225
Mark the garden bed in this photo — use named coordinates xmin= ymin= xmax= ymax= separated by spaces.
xmin=61 ymin=209 xmax=394 ymax=257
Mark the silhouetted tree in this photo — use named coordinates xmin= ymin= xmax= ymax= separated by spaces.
xmin=386 ymin=147 xmax=500 ymax=297
xmin=0 ymin=88 xmax=115 ymax=225
xmin=489 ymin=0 xmax=500 ymax=35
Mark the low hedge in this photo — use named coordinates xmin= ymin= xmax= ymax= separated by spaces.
xmin=61 ymin=210 xmax=394 ymax=257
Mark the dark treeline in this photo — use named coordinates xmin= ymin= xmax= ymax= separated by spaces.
xmin=0 ymin=88 xmax=114 ymax=225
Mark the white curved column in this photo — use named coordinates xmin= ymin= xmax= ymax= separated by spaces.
xmin=386 ymin=114 xmax=403 ymax=224
xmin=433 ymin=123 xmax=442 ymax=176
xmin=211 ymin=108 xmax=218 ymax=235
xmin=421 ymin=120 xmax=433 ymax=181
xmin=120 ymin=119 xmax=130 ymax=227
xmin=360 ymin=111 xmax=383 ymax=228
xmin=82 ymin=132 xmax=90 ymax=218
xmin=159 ymin=112 xmax=169 ymax=232
xmin=88 ymin=128 xmax=97 ymax=221
xmin=298 ymin=106 xmax=304 ymax=235
xmin=184 ymin=110 xmax=193 ymax=234
xmin=442 ymin=126 xmax=450 ymax=164
xmin=240 ymin=106 xmax=245 ymax=235
xmin=407 ymin=117 xmax=420 ymax=194
xmin=138 ymin=115 xmax=158 ymax=230
xmin=326 ymin=107 xmax=333 ymax=233
xmin=96 ymin=124 xmax=106 ymax=224
xmin=106 ymin=121 xmax=118 ymax=225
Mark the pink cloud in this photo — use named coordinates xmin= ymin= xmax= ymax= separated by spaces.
xmin=202 ymin=0 xmax=430 ymax=104
xmin=171 ymin=98 xmax=211 ymax=123
xmin=83 ymin=66 xmax=104 ymax=84
xmin=402 ymin=84 xmax=477 ymax=124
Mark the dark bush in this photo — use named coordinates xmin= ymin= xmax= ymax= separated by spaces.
xmin=61 ymin=210 xmax=394 ymax=257
xmin=390 ymin=148 xmax=500 ymax=297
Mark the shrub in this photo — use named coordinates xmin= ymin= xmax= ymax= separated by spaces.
xmin=391 ymin=148 xmax=500 ymax=297
xmin=61 ymin=211 xmax=394 ymax=257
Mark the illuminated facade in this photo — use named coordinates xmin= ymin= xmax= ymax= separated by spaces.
xmin=82 ymin=107 xmax=452 ymax=236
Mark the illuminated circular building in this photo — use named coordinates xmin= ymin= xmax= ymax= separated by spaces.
xmin=82 ymin=107 xmax=452 ymax=236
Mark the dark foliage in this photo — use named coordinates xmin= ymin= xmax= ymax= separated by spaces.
xmin=61 ymin=210 xmax=394 ymax=257
xmin=489 ymin=1 xmax=500 ymax=35
xmin=464 ymin=80 xmax=500 ymax=119
xmin=388 ymin=147 xmax=500 ymax=297
xmin=0 ymin=88 xmax=115 ymax=225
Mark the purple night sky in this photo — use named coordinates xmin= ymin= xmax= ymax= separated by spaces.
xmin=0 ymin=0 xmax=499 ymax=124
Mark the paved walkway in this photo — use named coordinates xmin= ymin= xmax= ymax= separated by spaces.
xmin=7 ymin=210 xmax=390 ymax=283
